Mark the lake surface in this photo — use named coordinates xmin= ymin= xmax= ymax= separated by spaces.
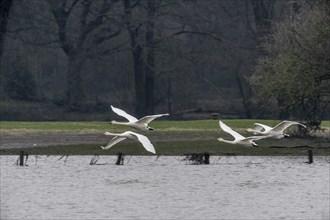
xmin=1 ymin=155 xmax=329 ymax=220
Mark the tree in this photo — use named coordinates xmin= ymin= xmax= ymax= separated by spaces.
xmin=0 ymin=0 xmax=13 ymax=100
xmin=250 ymin=1 xmax=330 ymax=122
xmin=3 ymin=0 xmax=125 ymax=110
xmin=123 ymin=0 xmax=158 ymax=116
xmin=47 ymin=0 xmax=123 ymax=110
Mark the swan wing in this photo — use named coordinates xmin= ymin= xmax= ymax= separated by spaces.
xmin=219 ymin=121 xmax=245 ymax=140
xmin=245 ymin=135 xmax=269 ymax=141
xmin=272 ymin=121 xmax=306 ymax=132
xmin=253 ymin=123 xmax=272 ymax=132
xmin=137 ymin=113 xmax=169 ymax=124
xmin=128 ymin=131 xmax=156 ymax=154
xmin=111 ymin=105 xmax=138 ymax=122
xmin=101 ymin=136 xmax=127 ymax=150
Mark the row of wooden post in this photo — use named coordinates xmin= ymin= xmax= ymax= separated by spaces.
xmin=17 ymin=150 xmax=314 ymax=166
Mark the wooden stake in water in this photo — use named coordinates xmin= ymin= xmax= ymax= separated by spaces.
xmin=116 ymin=153 xmax=124 ymax=165
xmin=17 ymin=151 xmax=28 ymax=166
xmin=19 ymin=151 xmax=24 ymax=166
xmin=204 ymin=153 xmax=210 ymax=164
xmin=184 ymin=153 xmax=210 ymax=165
xmin=308 ymin=150 xmax=313 ymax=164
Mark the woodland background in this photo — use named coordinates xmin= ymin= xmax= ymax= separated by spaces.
xmin=0 ymin=0 xmax=329 ymax=122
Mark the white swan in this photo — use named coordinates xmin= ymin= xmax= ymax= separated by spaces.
xmin=247 ymin=120 xmax=306 ymax=139
xmin=110 ymin=105 xmax=169 ymax=131
xmin=218 ymin=121 xmax=268 ymax=147
xmin=101 ymin=131 xmax=156 ymax=154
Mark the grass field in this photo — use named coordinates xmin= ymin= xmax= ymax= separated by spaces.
xmin=1 ymin=120 xmax=329 ymax=156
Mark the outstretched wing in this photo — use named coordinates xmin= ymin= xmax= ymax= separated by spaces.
xmin=219 ymin=121 xmax=245 ymax=140
xmin=245 ymin=135 xmax=269 ymax=141
xmin=272 ymin=121 xmax=306 ymax=132
xmin=101 ymin=136 xmax=126 ymax=150
xmin=137 ymin=113 xmax=169 ymax=125
xmin=253 ymin=123 xmax=272 ymax=132
xmin=111 ymin=105 xmax=138 ymax=122
xmin=129 ymin=131 xmax=156 ymax=154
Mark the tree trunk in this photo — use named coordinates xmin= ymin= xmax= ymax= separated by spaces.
xmin=0 ymin=0 xmax=13 ymax=100
xmin=235 ymin=60 xmax=251 ymax=118
xmin=251 ymin=0 xmax=274 ymax=33
xmin=132 ymin=43 xmax=145 ymax=117
xmin=124 ymin=0 xmax=146 ymax=117
xmin=145 ymin=0 xmax=156 ymax=115
xmin=66 ymin=55 xmax=85 ymax=111
xmin=0 ymin=0 xmax=12 ymax=58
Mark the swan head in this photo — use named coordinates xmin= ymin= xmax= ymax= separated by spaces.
xmin=283 ymin=133 xmax=290 ymax=138
xmin=218 ymin=138 xmax=224 ymax=142
xmin=110 ymin=120 xmax=116 ymax=124
xmin=246 ymin=128 xmax=254 ymax=132
xmin=147 ymin=126 xmax=154 ymax=131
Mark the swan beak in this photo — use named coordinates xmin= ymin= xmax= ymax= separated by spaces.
xmin=148 ymin=127 xmax=154 ymax=131
xmin=252 ymin=143 xmax=259 ymax=147
xmin=283 ymin=134 xmax=290 ymax=138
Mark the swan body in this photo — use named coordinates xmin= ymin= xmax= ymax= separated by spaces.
xmin=110 ymin=105 xmax=169 ymax=131
xmin=218 ymin=121 xmax=267 ymax=147
xmin=101 ymin=131 xmax=156 ymax=154
xmin=247 ymin=121 xmax=306 ymax=139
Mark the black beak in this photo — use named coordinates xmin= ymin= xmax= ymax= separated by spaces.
xmin=283 ymin=134 xmax=290 ymax=138
xmin=148 ymin=127 xmax=154 ymax=131
xmin=252 ymin=143 xmax=259 ymax=147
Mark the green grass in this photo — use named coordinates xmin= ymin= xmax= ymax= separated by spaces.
xmin=1 ymin=120 xmax=329 ymax=156
xmin=0 ymin=121 xmax=113 ymax=132
xmin=1 ymin=140 xmax=329 ymax=156
xmin=0 ymin=119 xmax=286 ymax=130
xmin=1 ymin=119 xmax=329 ymax=131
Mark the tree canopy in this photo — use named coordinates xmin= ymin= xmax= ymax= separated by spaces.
xmin=250 ymin=1 xmax=330 ymax=122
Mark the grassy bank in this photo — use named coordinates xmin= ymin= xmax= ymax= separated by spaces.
xmin=1 ymin=140 xmax=329 ymax=156
xmin=1 ymin=119 xmax=329 ymax=132
xmin=1 ymin=120 xmax=329 ymax=156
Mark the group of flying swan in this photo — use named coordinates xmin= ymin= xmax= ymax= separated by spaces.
xmin=219 ymin=120 xmax=306 ymax=147
xmin=101 ymin=105 xmax=169 ymax=154
xmin=102 ymin=105 xmax=306 ymax=153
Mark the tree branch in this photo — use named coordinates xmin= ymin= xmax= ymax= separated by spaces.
xmin=155 ymin=30 xmax=223 ymax=45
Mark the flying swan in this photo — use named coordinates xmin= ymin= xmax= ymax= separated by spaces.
xmin=101 ymin=131 xmax=156 ymax=154
xmin=247 ymin=120 xmax=306 ymax=139
xmin=110 ymin=105 xmax=169 ymax=131
xmin=218 ymin=121 xmax=268 ymax=147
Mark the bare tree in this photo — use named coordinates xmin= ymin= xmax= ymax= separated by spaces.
xmin=0 ymin=0 xmax=13 ymax=99
xmin=47 ymin=0 xmax=123 ymax=110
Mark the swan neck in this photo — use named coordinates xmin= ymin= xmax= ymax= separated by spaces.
xmin=219 ymin=138 xmax=233 ymax=144
xmin=111 ymin=120 xmax=127 ymax=125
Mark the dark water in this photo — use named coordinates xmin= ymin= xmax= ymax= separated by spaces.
xmin=1 ymin=156 xmax=329 ymax=220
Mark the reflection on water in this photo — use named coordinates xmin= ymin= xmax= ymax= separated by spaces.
xmin=1 ymin=156 xmax=329 ymax=220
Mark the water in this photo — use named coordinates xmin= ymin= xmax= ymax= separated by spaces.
xmin=1 ymin=156 xmax=329 ymax=220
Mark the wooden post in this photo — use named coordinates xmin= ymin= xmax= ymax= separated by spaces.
xmin=116 ymin=153 xmax=124 ymax=165
xmin=204 ymin=153 xmax=210 ymax=164
xmin=19 ymin=151 xmax=24 ymax=166
xmin=185 ymin=153 xmax=210 ymax=165
xmin=308 ymin=150 xmax=313 ymax=164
